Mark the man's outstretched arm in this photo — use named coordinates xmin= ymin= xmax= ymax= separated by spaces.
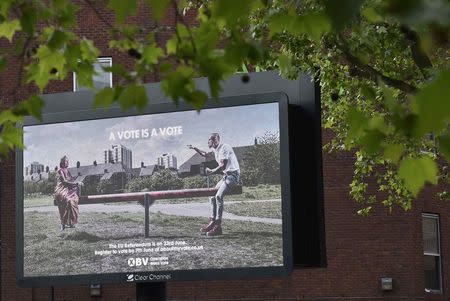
xmin=188 ymin=145 xmax=207 ymax=157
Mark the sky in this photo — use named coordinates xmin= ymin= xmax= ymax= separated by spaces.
xmin=23 ymin=102 xmax=280 ymax=170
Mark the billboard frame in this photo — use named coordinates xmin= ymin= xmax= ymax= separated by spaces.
xmin=16 ymin=91 xmax=293 ymax=287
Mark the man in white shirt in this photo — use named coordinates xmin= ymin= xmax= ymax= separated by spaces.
xmin=188 ymin=133 xmax=240 ymax=236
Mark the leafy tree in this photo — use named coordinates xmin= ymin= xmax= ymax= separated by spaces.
xmin=126 ymin=169 xmax=183 ymax=192
xmin=23 ymin=180 xmax=39 ymax=196
xmin=150 ymin=169 xmax=184 ymax=191
xmin=80 ymin=177 xmax=101 ymax=196
xmin=126 ymin=176 xmax=152 ymax=193
xmin=97 ymin=179 xmax=115 ymax=194
xmin=23 ymin=172 xmax=57 ymax=195
xmin=242 ymin=132 xmax=281 ymax=186
xmin=0 ymin=0 xmax=449 ymax=212
xmin=183 ymin=174 xmax=222 ymax=188
xmin=183 ymin=175 xmax=208 ymax=189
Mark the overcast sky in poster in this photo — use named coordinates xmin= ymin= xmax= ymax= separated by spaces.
xmin=23 ymin=102 xmax=279 ymax=170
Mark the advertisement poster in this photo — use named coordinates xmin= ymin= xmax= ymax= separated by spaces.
xmin=22 ymin=102 xmax=284 ymax=278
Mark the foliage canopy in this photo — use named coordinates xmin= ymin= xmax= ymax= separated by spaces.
xmin=0 ymin=0 xmax=449 ymax=212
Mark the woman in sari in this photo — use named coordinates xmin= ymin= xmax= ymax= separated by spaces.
xmin=54 ymin=155 xmax=80 ymax=230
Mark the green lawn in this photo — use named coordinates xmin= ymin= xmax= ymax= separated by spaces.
xmin=23 ymin=210 xmax=283 ymax=277
xmin=115 ymin=184 xmax=281 ymax=204
xmin=226 ymin=201 xmax=282 ymax=219
xmin=24 ymin=195 xmax=54 ymax=208
xmin=23 ymin=184 xmax=281 ymax=207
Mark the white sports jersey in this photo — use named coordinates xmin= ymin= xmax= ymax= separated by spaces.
xmin=212 ymin=143 xmax=240 ymax=172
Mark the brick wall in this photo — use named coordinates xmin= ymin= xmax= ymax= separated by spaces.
xmin=1 ymin=2 xmax=449 ymax=300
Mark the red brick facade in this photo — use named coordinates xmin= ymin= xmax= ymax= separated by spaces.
xmin=1 ymin=2 xmax=449 ymax=300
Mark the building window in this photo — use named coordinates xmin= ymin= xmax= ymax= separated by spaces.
xmin=73 ymin=57 xmax=112 ymax=91
xmin=422 ymin=213 xmax=442 ymax=293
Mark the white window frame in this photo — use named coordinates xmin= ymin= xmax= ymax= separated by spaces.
xmin=422 ymin=213 xmax=442 ymax=294
xmin=73 ymin=57 xmax=113 ymax=92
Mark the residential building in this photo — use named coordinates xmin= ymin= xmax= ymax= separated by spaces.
xmin=103 ymin=145 xmax=132 ymax=170
xmin=157 ymin=153 xmax=178 ymax=170
xmin=25 ymin=161 xmax=44 ymax=176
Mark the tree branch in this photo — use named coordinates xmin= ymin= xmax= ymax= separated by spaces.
xmin=172 ymin=0 xmax=197 ymax=56
xmin=399 ymin=25 xmax=433 ymax=79
xmin=335 ymin=37 xmax=418 ymax=94
xmin=82 ymin=0 xmax=115 ymax=29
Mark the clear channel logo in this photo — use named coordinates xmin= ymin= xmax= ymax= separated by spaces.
xmin=125 ymin=273 xmax=172 ymax=282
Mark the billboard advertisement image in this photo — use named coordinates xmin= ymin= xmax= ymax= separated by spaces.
xmin=17 ymin=97 xmax=291 ymax=285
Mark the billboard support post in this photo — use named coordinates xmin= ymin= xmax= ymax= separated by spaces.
xmin=144 ymin=194 xmax=151 ymax=238
xmin=136 ymin=282 xmax=166 ymax=301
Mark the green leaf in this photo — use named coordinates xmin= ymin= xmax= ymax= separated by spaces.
xmin=0 ymin=56 xmax=5 ymax=71
xmin=159 ymin=62 xmax=172 ymax=73
xmin=166 ymin=36 xmax=178 ymax=55
xmin=74 ymin=61 xmax=95 ymax=89
xmin=211 ymin=0 xmax=261 ymax=26
xmin=64 ymin=44 xmax=82 ymax=68
xmin=0 ymin=19 xmax=21 ymax=42
xmin=346 ymin=108 xmax=368 ymax=143
xmin=267 ymin=12 xmax=296 ymax=36
xmin=161 ymin=66 xmax=195 ymax=104
xmin=94 ymin=87 xmax=116 ymax=108
xmin=56 ymin=1 xmax=79 ymax=27
xmin=103 ymin=64 xmax=132 ymax=81
xmin=207 ymin=76 xmax=221 ymax=99
xmin=20 ymin=6 xmax=37 ymax=35
xmin=26 ymin=45 xmax=67 ymax=91
xmin=323 ymin=0 xmax=365 ymax=31
xmin=278 ymin=53 xmax=291 ymax=74
xmin=247 ymin=42 xmax=265 ymax=63
xmin=146 ymin=0 xmax=171 ymax=21
xmin=80 ymin=38 xmax=100 ymax=61
xmin=360 ymin=129 xmax=384 ymax=155
xmin=437 ymin=135 xmax=450 ymax=162
xmin=357 ymin=206 xmax=372 ymax=216
xmin=224 ymin=41 xmax=250 ymax=66
xmin=383 ymin=143 xmax=404 ymax=164
xmin=142 ymin=45 xmax=164 ymax=65
xmin=297 ymin=11 xmax=331 ymax=42
xmin=360 ymin=84 xmax=376 ymax=100
xmin=0 ymin=1 xmax=12 ymax=18
xmin=108 ymin=0 xmax=137 ymax=23
xmin=185 ymin=90 xmax=208 ymax=110
xmin=118 ymin=84 xmax=147 ymax=112
xmin=268 ymin=11 xmax=330 ymax=41
xmin=193 ymin=21 xmax=220 ymax=53
xmin=362 ymin=7 xmax=383 ymax=23
xmin=197 ymin=57 xmax=230 ymax=98
xmin=176 ymin=23 xmax=190 ymax=39
xmin=412 ymin=68 xmax=450 ymax=136
xmin=48 ymin=29 xmax=68 ymax=50
xmin=398 ymin=156 xmax=438 ymax=196
xmin=368 ymin=115 xmax=390 ymax=134
xmin=0 ymin=123 xmax=24 ymax=150
xmin=0 ymin=110 xmax=23 ymax=124
xmin=13 ymin=96 xmax=45 ymax=121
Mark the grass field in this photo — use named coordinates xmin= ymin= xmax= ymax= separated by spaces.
xmin=24 ymin=184 xmax=281 ymax=207
xmin=23 ymin=210 xmax=283 ymax=277
xmin=24 ymin=195 xmax=55 ymax=208
xmin=226 ymin=201 xmax=282 ymax=219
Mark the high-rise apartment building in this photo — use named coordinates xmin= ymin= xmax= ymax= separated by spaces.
xmin=103 ymin=145 xmax=132 ymax=169
xmin=157 ymin=153 xmax=177 ymax=170
xmin=25 ymin=161 xmax=44 ymax=175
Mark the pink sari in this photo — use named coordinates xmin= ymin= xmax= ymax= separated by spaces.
xmin=54 ymin=168 xmax=79 ymax=226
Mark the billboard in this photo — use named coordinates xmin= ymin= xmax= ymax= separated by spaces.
xmin=16 ymin=94 xmax=292 ymax=285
